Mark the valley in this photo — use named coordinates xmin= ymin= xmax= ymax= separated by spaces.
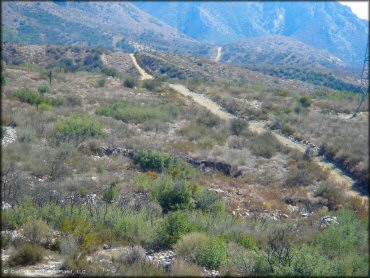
xmin=1 ymin=1 xmax=369 ymax=277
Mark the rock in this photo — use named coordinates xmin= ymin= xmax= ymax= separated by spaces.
xmin=103 ymin=244 xmax=112 ymax=250
xmin=284 ymin=196 xmax=296 ymax=205
xmin=2 ymin=127 xmax=17 ymax=147
xmin=320 ymin=216 xmax=339 ymax=228
xmin=2 ymin=202 xmax=12 ymax=210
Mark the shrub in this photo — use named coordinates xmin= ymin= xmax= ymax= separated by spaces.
xmin=103 ymin=184 xmax=119 ymax=203
xmin=96 ymin=102 xmax=172 ymax=124
xmin=142 ymin=80 xmax=161 ymax=91
xmin=54 ymin=114 xmax=104 ymax=143
xmin=123 ymin=77 xmax=137 ymax=88
xmin=196 ymin=110 xmax=221 ymax=128
xmin=286 ymin=160 xmax=327 ymax=187
xmin=175 ymin=232 xmax=209 ymax=261
xmin=315 ymin=183 xmax=345 ymax=210
xmin=133 ymin=149 xmax=196 ymax=179
xmin=65 ymin=95 xmax=82 ymax=107
xmin=13 ymin=89 xmax=42 ymax=106
xmin=102 ymin=67 xmax=121 ymax=78
xmin=155 ymin=211 xmax=194 ymax=248
xmin=299 ymin=95 xmax=312 ymax=107
xmin=38 ymin=85 xmax=51 ymax=94
xmin=169 ymin=258 xmax=204 ymax=276
xmin=133 ymin=149 xmax=172 ymax=172
xmin=8 ymin=244 xmax=45 ymax=266
xmin=177 ymin=233 xmax=227 ymax=269
xmin=97 ymin=78 xmax=106 ymax=87
xmin=250 ymin=132 xmax=280 ymax=158
xmin=195 ymin=189 xmax=224 ymax=213
xmin=153 ymin=177 xmax=192 ymax=212
xmin=22 ymin=219 xmax=52 ymax=245
xmin=230 ymin=118 xmax=248 ymax=136
xmin=39 ymin=102 xmax=53 ymax=111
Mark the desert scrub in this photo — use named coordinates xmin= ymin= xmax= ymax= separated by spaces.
xmin=230 ymin=118 xmax=248 ymax=136
xmin=142 ymin=79 xmax=162 ymax=91
xmin=154 ymin=211 xmax=196 ymax=248
xmin=152 ymin=176 xmax=192 ymax=212
xmin=38 ymin=85 xmax=51 ymax=94
xmin=286 ymin=159 xmax=328 ymax=187
xmin=123 ymin=76 xmax=138 ymax=88
xmin=96 ymin=102 xmax=174 ymax=124
xmin=175 ymin=233 xmax=227 ymax=269
xmin=8 ymin=244 xmax=45 ymax=266
xmin=133 ymin=149 xmax=196 ymax=179
xmin=250 ymin=132 xmax=280 ymax=158
xmin=13 ymin=89 xmax=64 ymax=108
xmin=298 ymin=95 xmax=312 ymax=107
xmin=54 ymin=114 xmax=104 ymax=143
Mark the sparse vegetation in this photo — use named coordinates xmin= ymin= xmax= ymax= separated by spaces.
xmin=1 ymin=43 xmax=368 ymax=277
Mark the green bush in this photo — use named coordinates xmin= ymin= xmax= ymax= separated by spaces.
xmin=102 ymin=67 xmax=121 ymax=78
xmin=96 ymin=102 xmax=172 ymax=124
xmin=134 ymin=149 xmax=172 ymax=172
xmin=230 ymin=118 xmax=248 ymax=136
xmin=123 ymin=77 xmax=137 ymax=88
xmin=102 ymin=184 xmax=119 ymax=203
xmin=13 ymin=89 xmax=63 ymax=108
xmin=153 ymin=177 xmax=192 ymax=212
xmin=13 ymin=89 xmax=42 ymax=106
xmin=195 ymin=189 xmax=224 ymax=213
xmin=156 ymin=211 xmax=194 ymax=248
xmin=299 ymin=95 xmax=312 ymax=107
xmin=133 ymin=149 xmax=196 ymax=179
xmin=54 ymin=114 xmax=104 ymax=142
xmin=38 ymin=85 xmax=51 ymax=94
xmin=195 ymin=236 xmax=227 ymax=269
xmin=175 ymin=232 xmax=209 ymax=261
xmin=8 ymin=244 xmax=45 ymax=266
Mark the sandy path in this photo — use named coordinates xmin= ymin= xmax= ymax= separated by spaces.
xmin=169 ymin=85 xmax=366 ymax=201
xmin=215 ymin=47 xmax=222 ymax=62
xmin=169 ymin=84 xmax=235 ymax=120
xmin=129 ymin=54 xmax=153 ymax=80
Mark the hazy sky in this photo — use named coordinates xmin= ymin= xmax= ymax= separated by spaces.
xmin=340 ymin=1 xmax=369 ymax=20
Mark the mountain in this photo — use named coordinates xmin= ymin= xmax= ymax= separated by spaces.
xmin=1 ymin=1 xmax=207 ymax=55
xmin=134 ymin=1 xmax=368 ymax=68
xmin=221 ymin=35 xmax=345 ymax=69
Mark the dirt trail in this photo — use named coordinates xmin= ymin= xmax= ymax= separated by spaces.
xmin=170 ymin=86 xmax=366 ymax=201
xmin=169 ymin=84 xmax=235 ymax=120
xmin=215 ymin=47 xmax=222 ymax=62
xmin=126 ymin=52 xmax=366 ymax=202
xmin=129 ymin=54 xmax=153 ymax=80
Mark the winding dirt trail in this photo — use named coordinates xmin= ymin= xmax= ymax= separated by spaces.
xmin=129 ymin=54 xmax=153 ymax=80
xmin=169 ymin=85 xmax=366 ymax=201
xmin=215 ymin=47 xmax=222 ymax=62
xmin=129 ymin=52 xmax=367 ymax=202
xmin=169 ymin=84 xmax=235 ymax=120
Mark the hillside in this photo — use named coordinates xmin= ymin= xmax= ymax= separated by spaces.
xmin=1 ymin=1 xmax=207 ymax=55
xmin=1 ymin=44 xmax=368 ymax=276
xmin=221 ymin=36 xmax=344 ymax=69
xmin=134 ymin=1 xmax=368 ymax=68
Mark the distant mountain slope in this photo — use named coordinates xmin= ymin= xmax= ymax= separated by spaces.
xmin=134 ymin=1 xmax=368 ymax=68
xmin=221 ymin=36 xmax=345 ymax=69
xmin=1 ymin=1 xmax=207 ymax=55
